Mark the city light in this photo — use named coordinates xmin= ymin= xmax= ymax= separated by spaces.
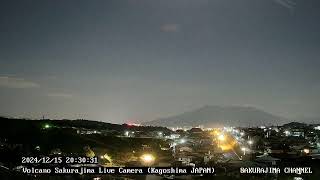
xmin=211 ymin=129 xmax=221 ymax=136
xmin=102 ymin=154 xmax=112 ymax=163
xmin=45 ymin=124 xmax=50 ymax=128
xmin=43 ymin=124 xmax=51 ymax=129
xmin=241 ymin=147 xmax=247 ymax=155
xmin=218 ymin=134 xmax=225 ymax=141
xmin=303 ymin=149 xmax=310 ymax=154
xmin=284 ymin=130 xmax=291 ymax=136
xmin=180 ymin=139 xmax=186 ymax=144
xmin=248 ymin=140 xmax=253 ymax=145
xmin=215 ymin=132 xmax=237 ymax=151
xmin=140 ymin=154 xmax=155 ymax=165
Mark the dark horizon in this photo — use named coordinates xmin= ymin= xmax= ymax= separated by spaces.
xmin=1 ymin=0 xmax=320 ymax=123
xmin=1 ymin=104 xmax=319 ymax=126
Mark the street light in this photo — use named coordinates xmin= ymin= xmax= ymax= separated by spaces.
xmin=284 ymin=130 xmax=291 ymax=136
xmin=241 ymin=147 xmax=246 ymax=155
xmin=218 ymin=134 xmax=225 ymax=141
xmin=43 ymin=124 xmax=51 ymax=129
xmin=140 ymin=154 xmax=155 ymax=165
xmin=248 ymin=140 xmax=253 ymax=145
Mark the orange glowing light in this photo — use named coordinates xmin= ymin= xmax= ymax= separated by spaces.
xmin=216 ymin=133 xmax=238 ymax=151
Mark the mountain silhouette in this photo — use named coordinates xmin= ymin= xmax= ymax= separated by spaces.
xmin=143 ymin=105 xmax=288 ymax=127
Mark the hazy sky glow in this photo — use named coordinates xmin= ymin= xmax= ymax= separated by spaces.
xmin=0 ymin=0 xmax=319 ymax=123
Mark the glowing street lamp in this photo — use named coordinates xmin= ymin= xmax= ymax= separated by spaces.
xmin=180 ymin=139 xmax=186 ymax=144
xmin=43 ymin=124 xmax=51 ymax=129
xmin=284 ymin=130 xmax=291 ymax=136
xmin=248 ymin=140 xmax=253 ymax=145
xmin=140 ymin=154 xmax=155 ymax=165
xmin=218 ymin=134 xmax=225 ymax=141
xmin=241 ymin=147 xmax=246 ymax=155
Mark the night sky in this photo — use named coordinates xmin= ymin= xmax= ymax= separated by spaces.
xmin=0 ymin=0 xmax=319 ymax=123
